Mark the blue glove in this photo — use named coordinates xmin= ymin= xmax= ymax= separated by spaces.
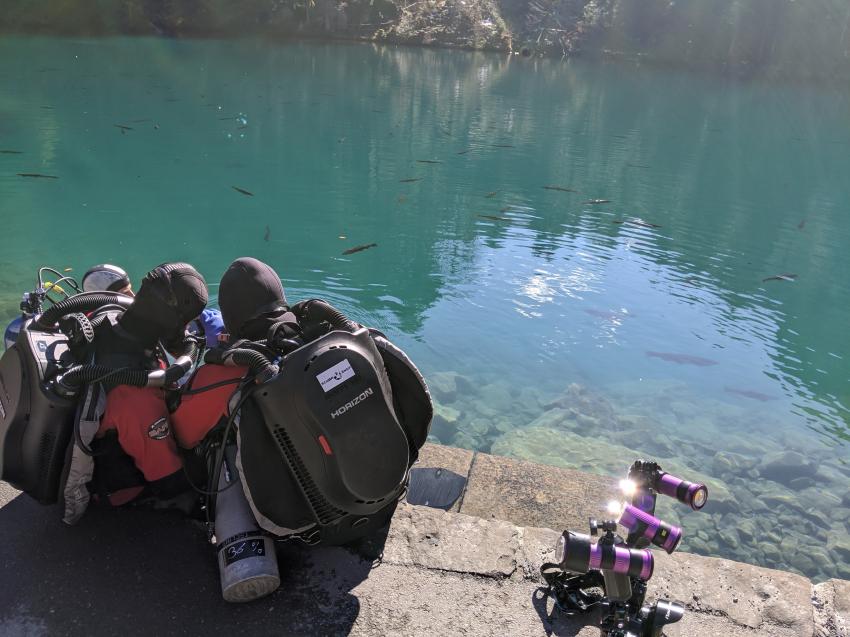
xmin=191 ymin=308 xmax=225 ymax=349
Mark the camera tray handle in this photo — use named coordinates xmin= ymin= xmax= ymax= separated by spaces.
xmin=540 ymin=563 xmax=605 ymax=613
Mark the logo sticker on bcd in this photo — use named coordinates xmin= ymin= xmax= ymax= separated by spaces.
xmin=147 ymin=417 xmax=170 ymax=440
xmin=316 ymin=359 xmax=355 ymax=393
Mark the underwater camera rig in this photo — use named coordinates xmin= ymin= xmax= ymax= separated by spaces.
xmin=540 ymin=460 xmax=708 ymax=637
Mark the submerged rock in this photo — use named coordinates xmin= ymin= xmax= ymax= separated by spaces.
xmin=428 ymin=371 xmax=461 ymax=403
xmin=759 ymin=451 xmax=818 ymax=486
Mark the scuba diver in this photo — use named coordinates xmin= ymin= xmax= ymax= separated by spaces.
xmin=0 ymin=258 xmax=433 ymax=605
xmin=169 ymin=257 xmax=433 ymax=603
xmin=61 ymin=263 xmax=209 ymax=521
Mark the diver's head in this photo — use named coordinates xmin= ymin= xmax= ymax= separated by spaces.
xmin=118 ymin=262 xmax=208 ymax=349
xmin=82 ymin=263 xmax=133 ymax=296
xmin=219 ymin=257 xmax=287 ymax=341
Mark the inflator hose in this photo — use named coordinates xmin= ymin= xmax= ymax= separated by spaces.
xmin=37 ymin=292 xmax=133 ymax=328
xmin=59 ymin=365 xmax=150 ymax=388
xmin=204 ymin=347 xmax=277 ymax=382
xmin=293 ymin=299 xmax=359 ymax=333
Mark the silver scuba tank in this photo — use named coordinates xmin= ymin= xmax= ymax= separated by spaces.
xmin=215 ymin=444 xmax=280 ymax=603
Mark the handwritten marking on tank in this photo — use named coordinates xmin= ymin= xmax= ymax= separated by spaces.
xmin=761 ymin=273 xmax=798 ymax=283
xmin=542 ymin=186 xmax=576 ymax=192
xmin=645 ymin=351 xmax=718 ymax=366
xmin=342 ymin=243 xmax=378 ymax=255
xmin=399 ymin=178 xmax=422 ymax=183
xmin=17 ymin=173 xmax=58 ymax=179
xmin=231 ymin=186 xmax=254 ymax=197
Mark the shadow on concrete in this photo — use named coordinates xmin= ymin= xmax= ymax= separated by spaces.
xmin=531 ymin=586 xmax=600 ymax=637
xmin=0 ymin=493 xmax=382 ymax=636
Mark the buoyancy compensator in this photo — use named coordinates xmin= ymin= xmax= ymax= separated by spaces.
xmin=0 ymin=280 xmax=134 ymax=503
xmin=231 ymin=300 xmax=432 ymax=545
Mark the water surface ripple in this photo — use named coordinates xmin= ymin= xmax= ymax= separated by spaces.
xmin=1 ymin=37 xmax=848 ymax=581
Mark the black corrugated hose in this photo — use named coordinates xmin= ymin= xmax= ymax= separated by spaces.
xmin=36 ymin=291 xmax=133 ymax=328
xmin=204 ymin=346 xmax=277 ymax=383
xmin=56 ymin=338 xmax=200 ymax=392
xmin=292 ymin=299 xmax=359 ymax=333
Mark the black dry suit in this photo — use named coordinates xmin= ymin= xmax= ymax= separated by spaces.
xmin=205 ymin=257 xmax=433 ymax=547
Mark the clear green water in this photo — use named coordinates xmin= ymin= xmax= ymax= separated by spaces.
xmin=1 ymin=37 xmax=848 ymax=581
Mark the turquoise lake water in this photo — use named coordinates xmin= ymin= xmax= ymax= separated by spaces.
xmin=1 ymin=36 xmax=848 ymax=581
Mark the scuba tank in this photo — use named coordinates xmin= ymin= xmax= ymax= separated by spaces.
xmin=215 ymin=444 xmax=280 ymax=603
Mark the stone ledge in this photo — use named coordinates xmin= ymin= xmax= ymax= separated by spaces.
xmin=385 ymin=501 xmax=824 ymax=636
xmin=413 ymin=443 xmax=850 ymax=636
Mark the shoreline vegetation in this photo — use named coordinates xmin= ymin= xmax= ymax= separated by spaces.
xmin=3 ymin=0 xmax=850 ymax=82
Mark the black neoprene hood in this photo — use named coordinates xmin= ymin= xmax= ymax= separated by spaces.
xmin=218 ymin=257 xmax=287 ymax=339
xmin=119 ymin=262 xmax=208 ymax=347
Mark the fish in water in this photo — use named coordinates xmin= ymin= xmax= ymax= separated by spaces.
xmin=542 ymin=186 xmax=576 ymax=193
xmin=613 ymin=219 xmax=662 ymax=229
xmin=645 ymin=351 xmax=718 ymax=366
xmin=484 ymin=190 xmax=500 ymax=198
xmin=342 ymin=243 xmax=377 ymax=255
xmin=264 ymin=225 xmax=270 ymax=241
xmin=231 ymin=186 xmax=254 ymax=197
xmin=114 ymin=124 xmax=133 ymax=131
xmin=457 ymin=149 xmax=471 ymax=155
xmin=371 ymin=109 xmax=385 ymax=114
xmin=129 ymin=118 xmax=152 ymax=123
xmin=585 ymin=199 xmax=611 ymax=205
xmin=17 ymin=172 xmax=58 ymax=179
xmin=416 ymin=159 xmax=442 ymax=164
xmin=762 ymin=273 xmax=798 ymax=283
xmin=0 ymin=150 xmax=23 ymax=154
xmin=797 ymin=219 xmax=807 ymax=230
xmin=584 ymin=309 xmax=630 ymax=321
xmin=399 ymin=178 xmax=422 ymax=183
xmin=397 ymin=195 xmax=407 ymax=204
xmin=492 ymin=144 xmax=514 ymax=148
xmin=627 ymin=163 xmax=650 ymax=169
xmin=477 ymin=214 xmax=509 ymax=222
xmin=64 ymin=267 xmax=73 ymax=272
xmin=723 ymin=386 xmax=776 ymax=402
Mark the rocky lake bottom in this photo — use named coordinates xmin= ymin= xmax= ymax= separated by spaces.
xmin=425 ymin=370 xmax=850 ymax=583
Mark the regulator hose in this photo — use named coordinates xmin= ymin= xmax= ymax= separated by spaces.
xmin=55 ymin=338 xmax=199 ymax=393
xmin=292 ymin=298 xmax=359 ymax=333
xmin=204 ymin=346 xmax=278 ymax=383
xmin=37 ymin=292 xmax=133 ymax=329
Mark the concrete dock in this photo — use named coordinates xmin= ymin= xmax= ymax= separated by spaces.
xmin=0 ymin=443 xmax=846 ymax=636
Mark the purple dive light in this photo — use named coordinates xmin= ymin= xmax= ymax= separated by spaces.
xmin=654 ymin=471 xmax=708 ymax=511
xmin=618 ymin=504 xmax=682 ymax=554
xmin=555 ymin=531 xmax=654 ymax=581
